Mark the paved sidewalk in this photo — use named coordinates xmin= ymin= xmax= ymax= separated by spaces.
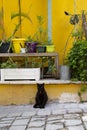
xmin=0 ymin=101 xmax=87 ymax=130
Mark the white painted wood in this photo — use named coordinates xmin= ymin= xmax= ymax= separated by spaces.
xmin=1 ymin=69 xmax=4 ymax=81
xmin=1 ymin=68 xmax=40 ymax=81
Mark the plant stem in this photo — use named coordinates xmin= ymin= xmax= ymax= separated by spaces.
xmin=1 ymin=0 xmax=5 ymax=40
xmin=18 ymin=0 xmax=22 ymax=37
xmin=63 ymin=27 xmax=74 ymax=64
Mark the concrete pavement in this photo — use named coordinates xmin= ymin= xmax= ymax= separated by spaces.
xmin=0 ymin=101 xmax=87 ymax=130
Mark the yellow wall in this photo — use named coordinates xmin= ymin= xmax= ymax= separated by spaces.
xmin=0 ymin=0 xmax=87 ymax=105
xmin=0 ymin=84 xmax=81 ymax=105
xmin=52 ymin=0 xmax=87 ymax=64
xmin=1 ymin=0 xmax=87 ymax=64
xmin=3 ymin=0 xmax=47 ymax=39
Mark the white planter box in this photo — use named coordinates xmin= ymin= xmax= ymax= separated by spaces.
xmin=1 ymin=68 xmax=40 ymax=81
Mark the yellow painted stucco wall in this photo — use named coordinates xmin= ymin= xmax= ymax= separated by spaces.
xmin=0 ymin=0 xmax=87 ymax=63
xmin=0 ymin=84 xmax=81 ymax=105
xmin=52 ymin=0 xmax=87 ymax=64
xmin=2 ymin=0 xmax=47 ymax=39
xmin=0 ymin=0 xmax=87 ymax=105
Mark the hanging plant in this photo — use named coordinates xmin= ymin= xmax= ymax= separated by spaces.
xmin=70 ymin=14 xmax=79 ymax=25
xmin=64 ymin=11 xmax=79 ymax=25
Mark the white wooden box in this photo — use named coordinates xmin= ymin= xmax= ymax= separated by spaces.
xmin=1 ymin=68 xmax=40 ymax=81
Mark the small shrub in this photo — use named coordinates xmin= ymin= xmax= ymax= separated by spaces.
xmin=67 ymin=40 xmax=87 ymax=81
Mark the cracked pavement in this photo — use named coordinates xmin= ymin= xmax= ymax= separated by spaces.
xmin=0 ymin=101 xmax=87 ymax=130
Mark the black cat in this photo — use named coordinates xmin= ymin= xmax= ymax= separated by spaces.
xmin=33 ymin=83 xmax=48 ymax=109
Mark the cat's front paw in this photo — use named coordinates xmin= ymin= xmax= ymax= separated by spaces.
xmin=40 ymin=106 xmax=45 ymax=109
xmin=33 ymin=104 xmax=39 ymax=108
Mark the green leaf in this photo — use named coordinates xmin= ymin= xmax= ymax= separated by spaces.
xmin=11 ymin=12 xmax=32 ymax=23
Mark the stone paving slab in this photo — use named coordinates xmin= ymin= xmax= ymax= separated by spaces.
xmin=83 ymin=122 xmax=87 ymax=129
xmin=26 ymin=127 xmax=44 ymax=130
xmin=31 ymin=116 xmax=46 ymax=122
xmin=67 ymin=108 xmax=82 ymax=114
xmin=9 ymin=125 xmax=26 ymax=130
xmin=82 ymin=115 xmax=87 ymax=121
xmin=22 ymin=111 xmax=37 ymax=117
xmin=7 ymin=112 xmax=22 ymax=117
xmin=64 ymin=114 xmax=80 ymax=119
xmin=0 ymin=102 xmax=87 ymax=130
xmin=46 ymin=123 xmax=63 ymax=130
xmin=37 ymin=109 xmax=51 ymax=116
xmin=12 ymin=119 xmax=29 ymax=126
xmin=28 ymin=120 xmax=45 ymax=127
xmin=0 ymin=126 xmax=9 ymax=130
xmin=47 ymin=115 xmax=63 ymax=121
xmin=52 ymin=109 xmax=66 ymax=115
xmin=65 ymin=119 xmax=82 ymax=126
xmin=67 ymin=125 xmax=85 ymax=130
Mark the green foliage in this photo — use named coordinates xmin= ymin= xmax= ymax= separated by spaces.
xmin=11 ymin=0 xmax=32 ymax=38
xmin=47 ymin=57 xmax=56 ymax=74
xmin=70 ymin=14 xmax=79 ymax=25
xmin=37 ymin=15 xmax=44 ymax=26
xmin=78 ymin=92 xmax=81 ymax=96
xmin=0 ymin=9 xmax=6 ymax=40
xmin=80 ymin=85 xmax=87 ymax=92
xmin=0 ymin=58 xmax=18 ymax=68
xmin=26 ymin=35 xmax=34 ymax=42
xmin=34 ymin=15 xmax=48 ymax=44
xmin=78 ymin=85 xmax=87 ymax=102
xmin=11 ymin=12 xmax=32 ymax=23
xmin=67 ymin=40 xmax=87 ymax=81
xmin=8 ymin=23 xmax=21 ymax=41
xmin=72 ymin=29 xmax=83 ymax=40
xmin=0 ymin=11 xmax=4 ymax=31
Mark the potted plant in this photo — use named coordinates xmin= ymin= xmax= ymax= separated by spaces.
xmin=25 ymin=36 xmax=38 ymax=53
xmin=66 ymin=10 xmax=87 ymax=81
xmin=59 ymin=12 xmax=73 ymax=80
xmin=0 ymin=6 xmax=11 ymax=53
xmin=0 ymin=0 xmax=31 ymax=53
xmin=34 ymin=15 xmax=47 ymax=53
xmin=60 ymin=42 xmax=70 ymax=80
xmin=11 ymin=0 xmax=32 ymax=53
xmin=35 ymin=15 xmax=55 ymax=53
xmin=60 ymin=33 xmax=71 ymax=80
xmin=43 ymin=57 xmax=56 ymax=78
xmin=45 ymin=39 xmax=55 ymax=52
xmin=12 ymin=38 xmax=26 ymax=53
xmin=0 ymin=57 xmax=40 ymax=81
xmin=60 ymin=10 xmax=85 ymax=80
xmin=0 ymin=58 xmax=18 ymax=68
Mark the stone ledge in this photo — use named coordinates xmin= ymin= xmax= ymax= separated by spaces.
xmin=0 ymin=80 xmax=86 ymax=84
